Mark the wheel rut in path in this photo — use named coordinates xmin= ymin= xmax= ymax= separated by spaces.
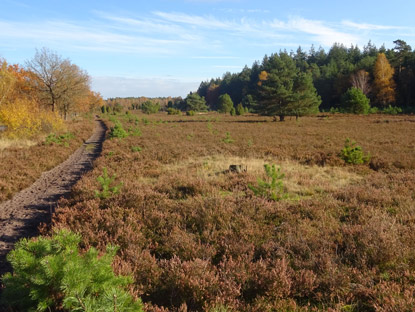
xmin=0 ymin=119 xmax=107 ymax=276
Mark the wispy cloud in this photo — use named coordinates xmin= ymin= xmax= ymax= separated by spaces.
xmin=1 ymin=9 xmax=403 ymax=58
xmin=287 ymin=17 xmax=359 ymax=46
xmin=152 ymin=11 xmax=235 ymax=29
xmin=342 ymin=20 xmax=404 ymax=31
xmin=0 ymin=10 xmax=406 ymax=76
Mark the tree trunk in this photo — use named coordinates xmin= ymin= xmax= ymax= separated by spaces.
xmin=279 ymin=115 xmax=285 ymax=122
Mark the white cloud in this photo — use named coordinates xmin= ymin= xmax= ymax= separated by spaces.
xmin=0 ymin=19 xmax=190 ymax=55
xmin=287 ymin=17 xmax=359 ymax=46
xmin=268 ymin=16 xmax=360 ymax=47
xmin=0 ymin=9 xmax=406 ymax=98
xmin=342 ymin=20 xmax=403 ymax=31
xmin=152 ymin=11 xmax=235 ymax=29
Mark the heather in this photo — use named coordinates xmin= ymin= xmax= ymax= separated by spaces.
xmin=0 ymin=117 xmax=95 ymax=203
xmin=43 ymin=112 xmax=415 ymax=311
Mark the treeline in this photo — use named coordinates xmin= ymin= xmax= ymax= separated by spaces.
xmin=0 ymin=48 xmax=103 ymax=138
xmin=188 ymin=39 xmax=414 ymax=117
xmin=105 ymin=96 xmax=181 ymax=111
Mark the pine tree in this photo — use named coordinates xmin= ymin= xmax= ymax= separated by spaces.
xmin=1 ymin=229 xmax=143 ymax=312
xmin=373 ymin=53 xmax=396 ymax=107
xmin=341 ymin=87 xmax=371 ymax=114
xmin=185 ymin=92 xmax=208 ymax=112
xmin=257 ymin=52 xmax=320 ymax=121
xmin=218 ymin=93 xmax=233 ymax=113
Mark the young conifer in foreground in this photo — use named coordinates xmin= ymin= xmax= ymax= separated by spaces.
xmin=0 ymin=229 xmax=143 ymax=312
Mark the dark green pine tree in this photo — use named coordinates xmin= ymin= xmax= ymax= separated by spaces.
xmin=288 ymin=72 xmax=321 ymax=119
xmin=256 ymin=52 xmax=321 ymax=121
xmin=218 ymin=93 xmax=234 ymax=113
xmin=185 ymin=92 xmax=208 ymax=112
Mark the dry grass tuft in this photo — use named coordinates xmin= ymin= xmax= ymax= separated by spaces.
xmin=0 ymin=138 xmax=37 ymax=150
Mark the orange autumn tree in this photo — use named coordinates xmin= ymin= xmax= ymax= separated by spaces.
xmin=75 ymin=91 xmax=104 ymax=114
xmin=373 ymin=53 xmax=396 ymax=107
xmin=0 ymin=59 xmax=63 ymax=138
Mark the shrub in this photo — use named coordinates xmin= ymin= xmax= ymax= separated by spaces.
xmin=186 ymin=110 xmax=195 ymax=116
xmin=45 ymin=132 xmax=74 ymax=147
xmin=131 ymin=145 xmax=142 ymax=152
xmin=141 ymin=101 xmax=160 ymax=114
xmin=222 ymin=131 xmax=234 ymax=143
xmin=249 ymin=164 xmax=286 ymax=201
xmin=127 ymin=126 xmax=142 ymax=137
xmin=112 ymin=103 xmax=124 ymax=113
xmin=229 ymin=107 xmax=236 ymax=116
xmin=341 ymin=87 xmax=371 ymax=114
xmin=0 ymin=229 xmax=143 ymax=312
xmin=95 ymin=167 xmax=123 ymax=199
xmin=167 ymin=107 xmax=181 ymax=115
xmin=369 ymin=106 xmax=379 ymax=114
xmin=0 ymin=100 xmax=65 ymax=139
xmin=218 ymin=93 xmax=234 ymax=113
xmin=382 ymin=105 xmax=402 ymax=115
xmin=109 ymin=121 xmax=128 ymax=139
xmin=236 ymin=103 xmax=245 ymax=116
xmin=340 ymin=138 xmax=371 ymax=164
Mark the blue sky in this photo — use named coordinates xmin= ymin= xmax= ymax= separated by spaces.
xmin=1 ymin=0 xmax=414 ymax=99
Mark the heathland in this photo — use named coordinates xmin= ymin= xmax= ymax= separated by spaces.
xmin=35 ymin=111 xmax=415 ymax=311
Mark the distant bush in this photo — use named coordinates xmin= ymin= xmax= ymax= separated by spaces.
xmin=141 ymin=101 xmax=160 ymax=114
xmin=341 ymin=87 xmax=370 ymax=114
xmin=127 ymin=126 xmax=142 ymax=137
xmin=112 ymin=103 xmax=124 ymax=114
xmin=369 ymin=106 xmax=379 ymax=114
xmin=45 ymin=132 xmax=74 ymax=147
xmin=0 ymin=229 xmax=143 ymax=312
xmin=109 ymin=120 xmax=128 ymax=139
xmin=218 ymin=93 xmax=234 ymax=113
xmin=329 ymin=107 xmax=340 ymax=113
xmin=382 ymin=105 xmax=402 ymax=115
xmin=167 ymin=107 xmax=181 ymax=115
xmin=236 ymin=103 xmax=245 ymax=116
xmin=340 ymin=138 xmax=371 ymax=164
xmin=249 ymin=164 xmax=287 ymax=201
xmin=186 ymin=110 xmax=195 ymax=116
xmin=131 ymin=145 xmax=142 ymax=152
xmin=230 ymin=107 xmax=236 ymax=116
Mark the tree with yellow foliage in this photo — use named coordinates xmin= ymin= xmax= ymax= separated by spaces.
xmin=373 ymin=53 xmax=396 ymax=107
xmin=0 ymin=60 xmax=16 ymax=106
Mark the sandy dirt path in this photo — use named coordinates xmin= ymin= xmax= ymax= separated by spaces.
xmin=0 ymin=119 xmax=106 ymax=275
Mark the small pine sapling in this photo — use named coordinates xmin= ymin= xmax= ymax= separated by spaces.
xmin=340 ymin=138 xmax=371 ymax=165
xmin=222 ymin=132 xmax=234 ymax=143
xmin=95 ymin=167 xmax=123 ymax=199
xmin=109 ymin=121 xmax=128 ymax=139
xmin=249 ymin=164 xmax=286 ymax=201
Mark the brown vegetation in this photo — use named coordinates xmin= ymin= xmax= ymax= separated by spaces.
xmin=47 ymin=112 xmax=415 ymax=311
xmin=0 ymin=118 xmax=94 ymax=203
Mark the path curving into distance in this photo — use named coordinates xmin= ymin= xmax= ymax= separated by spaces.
xmin=0 ymin=118 xmax=107 ymax=275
